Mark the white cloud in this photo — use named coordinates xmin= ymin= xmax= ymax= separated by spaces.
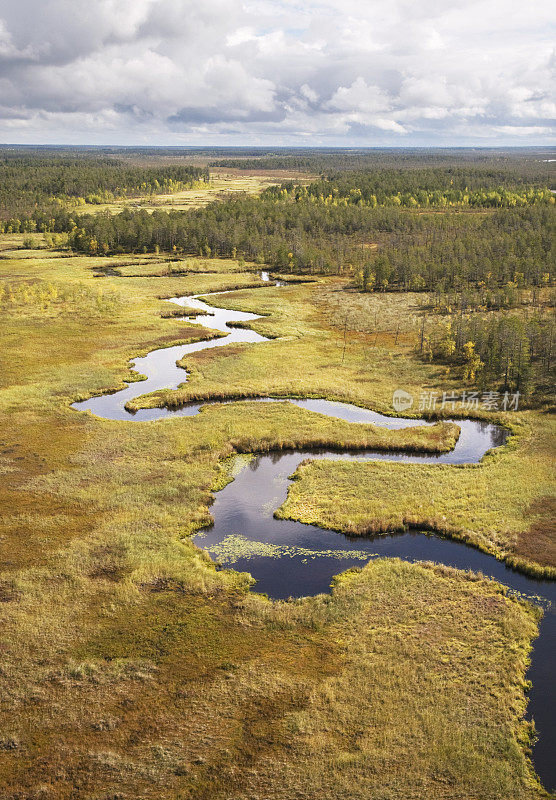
xmin=327 ymin=79 xmax=392 ymax=114
xmin=0 ymin=0 xmax=553 ymax=144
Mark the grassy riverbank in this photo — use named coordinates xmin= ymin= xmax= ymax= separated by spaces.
xmin=278 ymin=413 xmax=556 ymax=578
xmin=126 ymin=279 xmax=555 ymax=578
xmin=0 ymin=243 xmax=551 ymax=798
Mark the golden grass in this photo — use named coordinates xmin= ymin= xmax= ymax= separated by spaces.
xmin=127 ymin=280 xmax=440 ymax=412
xmin=278 ymin=413 xmax=556 ymax=577
xmin=0 ymin=241 xmax=550 ymax=798
xmin=112 ymin=257 xmax=260 ymax=278
xmin=125 ymin=279 xmax=554 ymax=576
xmin=0 ymin=232 xmax=49 ymax=252
xmin=236 ymin=561 xmax=542 ymax=800
xmin=65 ymin=171 xmax=285 ymax=215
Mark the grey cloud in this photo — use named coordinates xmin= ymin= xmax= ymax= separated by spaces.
xmin=0 ymin=0 xmax=153 ymax=66
xmin=168 ymin=105 xmax=286 ymax=125
xmin=0 ymin=0 xmax=553 ymax=144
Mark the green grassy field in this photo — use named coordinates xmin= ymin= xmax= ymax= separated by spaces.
xmin=0 ymin=242 xmax=552 ymax=799
xmin=278 ymin=412 xmax=555 ymax=576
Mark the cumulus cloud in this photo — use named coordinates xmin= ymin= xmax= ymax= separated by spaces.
xmin=0 ymin=0 xmax=553 ymax=144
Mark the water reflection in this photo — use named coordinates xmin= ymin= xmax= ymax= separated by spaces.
xmin=70 ymin=285 xmax=552 ymax=791
xmin=195 ymin=445 xmax=555 ymax=792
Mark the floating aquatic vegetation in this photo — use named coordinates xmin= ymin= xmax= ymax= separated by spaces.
xmin=204 ymin=534 xmax=376 ymax=565
xmin=223 ymin=453 xmax=255 ymax=479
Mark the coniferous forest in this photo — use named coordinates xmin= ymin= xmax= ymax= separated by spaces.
xmin=0 ymin=151 xmax=208 ymax=220
xmin=1 ymin=147 xmax=553 ymax=401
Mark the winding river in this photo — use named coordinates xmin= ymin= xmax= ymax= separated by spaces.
xmin=72 ymin=275 xmax=555 ymax=791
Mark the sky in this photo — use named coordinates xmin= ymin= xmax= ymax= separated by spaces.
xmin=0 ymin=0 xmax=554 ymax=146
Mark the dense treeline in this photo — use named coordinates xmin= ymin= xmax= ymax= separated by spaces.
xmin=0 ymin=153 xmax=208 ymax=221
xmin=2 ymin=148 xmax=554 ymax=402
xmin=61 ymin=190 xmax=553 ymax=293
xmin=358 ymin=206 xmax=554 ymax=291
xmin=3 ymin=149 xmax=553 ymax=300
xmin=422 ymin=312 xmax=555 ymax=396
xmin=63 ymin=195 xmax=441 ymax=265
xmin=211 ymin=149 xmax=555 ymax=181
xmin=284 ymin=169 xmax=552 ymax=206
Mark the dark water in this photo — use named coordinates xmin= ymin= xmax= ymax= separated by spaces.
xmin=195 ymin=447 xmax=555 ymax=790
xmin=71 ymin=285 xmax=555 ymax=791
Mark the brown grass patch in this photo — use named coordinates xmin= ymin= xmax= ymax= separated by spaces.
xmin=513 ymin=496 xmax=556 ymax=568
xmin=190 ymin=344 xmax=247 ymax=362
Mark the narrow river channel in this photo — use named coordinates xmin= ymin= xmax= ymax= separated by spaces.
xmin=72 ymin=276 xmax=555 ymax=791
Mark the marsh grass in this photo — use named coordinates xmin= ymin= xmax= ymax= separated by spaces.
xmin=123 ymin=280 xmax=554 ymax=576
xmin=0 ymin=232 xmax=48 ymax=252
xmin=0 ymin=241 xmax=550 ymax=799
xmin=64 ymin=171 xmax=284 ymax=215
xmin=236 ymin=561 xmax=543 ymax=800
xmin=278 ymin=414 xmax=556 ymax=578
xmin=114 ymin=257 xmax=261 ymax=278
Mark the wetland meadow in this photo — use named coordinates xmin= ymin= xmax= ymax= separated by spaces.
xmin=0 ymin=146 xmax=554 ymax=800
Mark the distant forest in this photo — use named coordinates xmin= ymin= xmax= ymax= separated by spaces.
xmin=54 ymin=198 xmax=551 ymax=292
xmin=1 ymin=148 xmax=554 ymax=299
xmin=0 ymin=151 xmax=208 ymax=220
xmin=209 ymin=148 xmax=556 ymax=180
xmin=281 ymin=168 xmax=552 ymax=204
xmin=1 ymin=146 xmax=554 ymax=399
